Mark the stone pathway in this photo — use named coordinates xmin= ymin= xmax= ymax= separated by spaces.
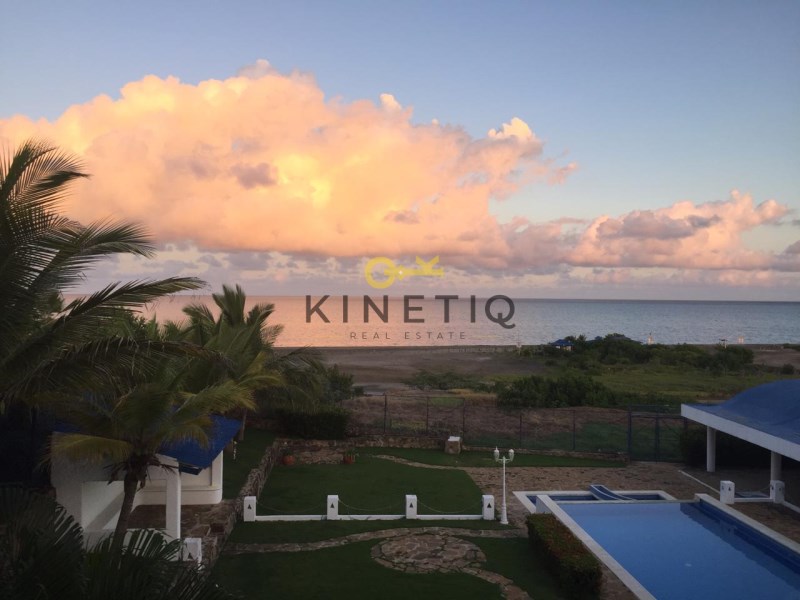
xmin=225 ymin=526 xmax=530 ymax=599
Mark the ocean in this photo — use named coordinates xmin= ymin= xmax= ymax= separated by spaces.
xmin=138 ymin=296 xmax=800 ymax=347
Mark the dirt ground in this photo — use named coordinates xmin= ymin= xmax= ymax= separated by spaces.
xmin=317 ymin=346 xmax=542 ymax=392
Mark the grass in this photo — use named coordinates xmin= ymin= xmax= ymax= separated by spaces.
xmin=213 ymin=541 xmax=504 ymax=599
xmin=258 ymin=455 xmax=483 ymax=515
xmin=593 ymin=365 xmax=784 ymax=403
xmin=358 ymin=446 xmax=624 ymax=468
xmin=469 ymin=537 xmax=563 ymax=600
xmin=229 ymin=519 xmax=512 ymax=544
xmin=222 ymin=429 xmax=276 ymax=499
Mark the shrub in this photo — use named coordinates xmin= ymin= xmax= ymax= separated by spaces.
xmin=780 ymin=363 xmax=796 ymax=375
xmin=527 ymin=514 xmax=602 ymax=599
xmin=274 ymin=405 xmax=350 ymax=439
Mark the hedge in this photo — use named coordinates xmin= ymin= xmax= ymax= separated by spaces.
xmin=527 ymin=514 xmax=602 ymax=600
xmin=274 ymin=406 xmax=350 ymax=439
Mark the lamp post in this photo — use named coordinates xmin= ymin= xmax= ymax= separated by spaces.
xmin=493 ymin=447 xmax=514 ymax=525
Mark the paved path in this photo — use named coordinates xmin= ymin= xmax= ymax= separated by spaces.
xmin=225 ymin=526 xmax=530 ymax=600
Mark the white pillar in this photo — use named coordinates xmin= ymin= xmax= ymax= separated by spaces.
xmin=326 ymin=495 xmax=339 ymax=520
xmin=482 ymin=495 xmax=495 ymax=520
xmin=405 ymin=494 xmax=418 ymax=519
xmin=165 ymin=466 xmax=181 ymax=541
xmin=211 ymin=453 xmax=223 ymax=489
xmin=770 ymin=480 xmax=785 ymax=504
xmin=243 ymin=496 xmax=257 ymax=522
xmin=720 ymin=480 xmax=735 ymax=504
xmin=706 ymin=427 xmax=717 ymax=473
xmin=770 ymin=452 xmax=782 ymax=481
xmin=182 ymin=537 xmax=202 ymax=564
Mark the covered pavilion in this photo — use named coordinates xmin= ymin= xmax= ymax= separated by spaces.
xmin=681 ymin=379 xmax=800 ymax=483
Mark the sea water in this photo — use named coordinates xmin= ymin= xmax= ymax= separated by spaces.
xmin=139 ymin=296 xmax=800 ymax=347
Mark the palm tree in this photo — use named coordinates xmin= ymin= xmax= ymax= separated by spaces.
xmin=48 ymin=318 xmax=261 ymax=550
xmin=181 ymin=285 xmax=322 ymax=438
xmin=0 ymin=139 xmax=204 ymax=407
xmin=0 ymin=485 xmax=236 ymax=600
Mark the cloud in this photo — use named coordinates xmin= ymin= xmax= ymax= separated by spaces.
xmin=0 ymin=63 xmax=561 ymax=263
xmin=565 ymin=192 xmax=791 ymax=271
xmin=0 ymin=60 xmax=796 ymax=292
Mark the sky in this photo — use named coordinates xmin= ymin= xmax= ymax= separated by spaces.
xmin=2 ymin=1 xmax=799 ymax=300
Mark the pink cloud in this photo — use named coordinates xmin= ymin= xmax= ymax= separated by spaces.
xmin=0 ymin=61 xmax=796 ymax=285
xmin=0 ymin=63 xmax=558 ymax=263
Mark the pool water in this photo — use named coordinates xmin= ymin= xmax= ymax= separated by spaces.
xmin=560 ymin=501 xmax=800 ymax=600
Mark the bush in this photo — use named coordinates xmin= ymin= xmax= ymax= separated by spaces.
xmin=274 ymin=406 xmax=350 ymax=439
xmin=495 ymin=372 xmax=635 ymax=408
xmin=680 ymin=427 xmax=771 ymax=468
xmin=527 ymin=514 xmax=602 ymax=599
xmin=780 ymin=363 xmax=796 ymax=375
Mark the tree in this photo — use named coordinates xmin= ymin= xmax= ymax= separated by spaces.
xmin=181 ymin=284 xmax=322 ymax=438
xmin=48 ymin=319 xmax=260 ymax=550
xmin=0 ymin=485 xmax=236 ymax=600
xmin=0 ymin=139 xmax=204 ymax=407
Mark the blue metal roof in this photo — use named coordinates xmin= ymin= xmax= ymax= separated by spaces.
xmin=161 ymin=416 xmax=241 ymax=474
xmin=685 ymin=380 xmax=800 ymax=445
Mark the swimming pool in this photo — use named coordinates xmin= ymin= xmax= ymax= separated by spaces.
xmin=554 ymin=497 xmax=800 ymax=600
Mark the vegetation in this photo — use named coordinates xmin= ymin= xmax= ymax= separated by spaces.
xmin=274 ymin=404 xmax=351 ymax=439
xmin=0 ymin=485 xmax=235 ymax=600
xmin=258 ymin=455 xmax=482 ymax=516
xmin=0 ymin=140 xmax=204 ymax=409
xmin=213 ymin=541 xmax=503 ymax=599
xmin=527 ymin=514 xmax=602 ymax=600
xmin=222 ymin=429 xmax=276 ymax=498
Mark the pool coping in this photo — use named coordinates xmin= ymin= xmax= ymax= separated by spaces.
xmin=513 ymin=489 xmax=675 ymax=514
xmin=521 ymin=491 xmax=800 ymax=600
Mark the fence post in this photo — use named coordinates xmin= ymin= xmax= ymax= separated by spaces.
xmin=654 ymin=412 xmax=661 ymax=461
xmin=571 ymin=409 xmax=576 ymax=451
xmin=519 ymin=410 xmax=523 ymax=448
xmin=462 ymin=398 xmax=466 ymax=437
xmin=383 ymin=393 xmax=388 ymax=434
xmin=426 ymin=396 xmax=430 ymax=435
xmin=627 ymin=406 xmax=633 ymax=457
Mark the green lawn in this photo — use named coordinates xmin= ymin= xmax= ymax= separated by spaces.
xmin=469 ymin=537 xmax=563 ymax=600
xmin=222 ymin=429 xmax=276 ymax=498
xmin=213 ymin=541 xmax=505 ymax=599
xmin=594 ymin=365 xmax=784 ymax=403
xmin=358 ymin=446 xmax=624 ymax=468
xmin=258 ymin=455 xmax=483 ymax=515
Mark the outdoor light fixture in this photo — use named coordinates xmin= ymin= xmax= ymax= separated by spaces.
xmin=493 ymin=447 xmax=514 ymax=525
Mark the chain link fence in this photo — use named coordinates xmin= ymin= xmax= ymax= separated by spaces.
xmin=342 ymin=394 xmax=687 ymax=460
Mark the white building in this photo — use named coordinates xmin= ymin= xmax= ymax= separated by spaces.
xmin=51 ymin=416 xmax=241 ymax=545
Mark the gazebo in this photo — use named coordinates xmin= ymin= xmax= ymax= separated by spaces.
xmin=681 ymin=379 xmax=800 ymax=482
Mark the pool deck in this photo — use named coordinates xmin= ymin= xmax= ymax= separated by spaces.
xmin=465 ymin=461 xmax=800 ymax=600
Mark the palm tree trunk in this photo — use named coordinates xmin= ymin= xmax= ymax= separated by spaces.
xmin=112 ymin=471 xmax=139 ymax=552
xmin=238 ymin=409 xmax=247 ymax=441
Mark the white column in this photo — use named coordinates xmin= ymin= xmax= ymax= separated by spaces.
xmin=405 ymin=494 xmax=418 ymax=519
xmin=165 ymin=466 xmax=181 ymax=541
xmin=770 ymin=452 xmax=782 ymax=481
xmin=706 ymin=427 xmax=717 ymax=473
xmin=243 ymin=496 xmax=257 ymax=522
xmin=326 ymin=495 xmax=339 ymax=520
xmin=211 ymin=453 xmax=223 ymax=489
xmin=482 ymin=495 xmax=495 ymax=520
